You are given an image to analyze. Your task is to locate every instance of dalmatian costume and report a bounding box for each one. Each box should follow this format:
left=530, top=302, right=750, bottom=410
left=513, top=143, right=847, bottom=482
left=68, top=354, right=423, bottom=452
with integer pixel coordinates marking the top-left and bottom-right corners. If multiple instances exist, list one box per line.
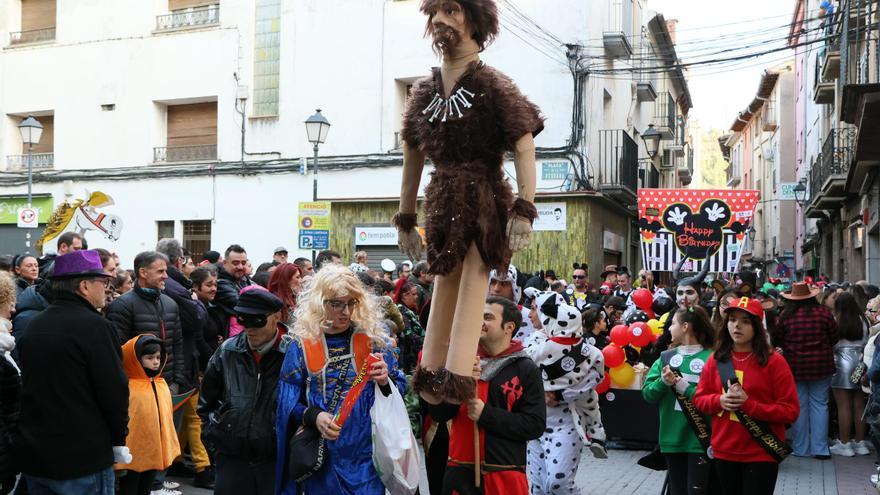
left=524, top=290, right=607, bottom=495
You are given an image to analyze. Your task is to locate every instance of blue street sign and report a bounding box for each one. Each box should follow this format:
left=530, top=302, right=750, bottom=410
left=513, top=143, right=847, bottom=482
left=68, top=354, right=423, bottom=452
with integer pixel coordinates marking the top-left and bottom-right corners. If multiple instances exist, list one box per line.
left=299, top=230, right=329, bottom=250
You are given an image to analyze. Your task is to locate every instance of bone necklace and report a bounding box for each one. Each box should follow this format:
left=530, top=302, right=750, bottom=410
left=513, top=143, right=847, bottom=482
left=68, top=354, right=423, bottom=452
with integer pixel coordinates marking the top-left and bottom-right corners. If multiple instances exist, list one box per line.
left=422, top=86, right=476, bottom=123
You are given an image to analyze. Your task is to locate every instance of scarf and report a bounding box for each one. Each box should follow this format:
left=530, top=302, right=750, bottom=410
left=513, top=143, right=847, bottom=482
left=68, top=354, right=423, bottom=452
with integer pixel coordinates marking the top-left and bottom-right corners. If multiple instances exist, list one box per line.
left=478, top=340, right=527, bottom=381
left=0, top=319, right=19, bottom=373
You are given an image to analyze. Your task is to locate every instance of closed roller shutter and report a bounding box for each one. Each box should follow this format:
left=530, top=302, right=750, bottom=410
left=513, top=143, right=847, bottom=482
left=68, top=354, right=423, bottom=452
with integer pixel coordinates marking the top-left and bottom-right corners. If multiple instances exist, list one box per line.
left=357, top=245, right=422, bottom=273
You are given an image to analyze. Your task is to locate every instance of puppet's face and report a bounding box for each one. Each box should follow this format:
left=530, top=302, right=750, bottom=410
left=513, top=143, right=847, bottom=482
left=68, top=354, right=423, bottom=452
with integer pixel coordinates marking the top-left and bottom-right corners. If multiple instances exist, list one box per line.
left=427, top=1, right=474, bottom=54
left=676, top=286, right=700, bottom=309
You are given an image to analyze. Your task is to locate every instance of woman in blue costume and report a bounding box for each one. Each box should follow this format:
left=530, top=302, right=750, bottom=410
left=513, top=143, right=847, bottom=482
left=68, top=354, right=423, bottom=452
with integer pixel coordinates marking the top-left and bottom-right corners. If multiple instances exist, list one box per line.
left=275, top=264, right=407, bottom=494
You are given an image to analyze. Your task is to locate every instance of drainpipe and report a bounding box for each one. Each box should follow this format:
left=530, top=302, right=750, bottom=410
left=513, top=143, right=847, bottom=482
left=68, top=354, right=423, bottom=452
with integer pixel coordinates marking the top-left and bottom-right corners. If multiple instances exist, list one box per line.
left=627, top=81, right=637, bottom=131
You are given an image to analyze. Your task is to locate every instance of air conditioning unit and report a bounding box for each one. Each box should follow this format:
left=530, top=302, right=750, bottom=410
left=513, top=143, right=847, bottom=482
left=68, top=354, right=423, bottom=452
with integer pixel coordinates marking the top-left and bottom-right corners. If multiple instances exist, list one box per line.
left=659, top=149, right=674, bottom=169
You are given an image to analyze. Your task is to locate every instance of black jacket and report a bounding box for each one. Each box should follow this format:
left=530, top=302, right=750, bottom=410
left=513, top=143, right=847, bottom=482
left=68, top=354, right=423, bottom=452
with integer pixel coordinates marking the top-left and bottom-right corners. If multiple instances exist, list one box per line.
left=163, top=267, right=212, bottom=389
left=430, top=353, right=545, bottom=494
left=0, top=349, right=20, bottom=483
left=198, top=329, right=284, bottom=462
left=107, top=286, right=184, bottom=388
left=15, top=292, right=128, bottom=479
left=214, top=265, right=253, bottom=317
left=198, top=300, right=228, bottom=371
left=11, top=282, right=52, bottom=340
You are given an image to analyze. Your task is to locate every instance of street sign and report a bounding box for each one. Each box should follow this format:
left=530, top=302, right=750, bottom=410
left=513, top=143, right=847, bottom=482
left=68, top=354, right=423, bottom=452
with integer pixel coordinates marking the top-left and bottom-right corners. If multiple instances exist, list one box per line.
left=778, top=182, right=798, bottom=201
left=299, top=230, right=329, bottom=250
left=17, top=207, right=38, bottom=228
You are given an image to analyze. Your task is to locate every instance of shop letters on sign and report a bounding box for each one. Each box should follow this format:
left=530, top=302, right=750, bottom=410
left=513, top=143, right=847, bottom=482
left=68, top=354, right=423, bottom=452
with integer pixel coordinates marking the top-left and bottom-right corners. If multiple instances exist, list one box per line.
left=637, top=189, right=760, bottom=273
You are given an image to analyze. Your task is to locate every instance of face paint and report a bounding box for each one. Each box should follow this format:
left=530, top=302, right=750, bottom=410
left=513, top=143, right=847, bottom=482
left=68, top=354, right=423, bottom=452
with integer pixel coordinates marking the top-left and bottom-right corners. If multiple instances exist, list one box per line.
left=676, top=286, right=699, bottom=309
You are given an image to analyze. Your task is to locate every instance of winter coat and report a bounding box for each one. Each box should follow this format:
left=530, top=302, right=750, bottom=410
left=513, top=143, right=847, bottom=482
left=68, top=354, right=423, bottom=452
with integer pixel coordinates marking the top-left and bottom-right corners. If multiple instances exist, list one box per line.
left=163, top=267, right=212, bottom=390
left=198, top=328, right=285, bottom=462
left=11, top=282, right=51, bottom=340
left=0, top=325, right=20, bottom=483
left=15, top=292, right=128, bottom=480
left=214, top=265, right=253, bottom=317
left=108, top=286, right=185, bottom=388
left=115, top=335, right=181, bottom=473
left=198, top=300, right=227, bottom=371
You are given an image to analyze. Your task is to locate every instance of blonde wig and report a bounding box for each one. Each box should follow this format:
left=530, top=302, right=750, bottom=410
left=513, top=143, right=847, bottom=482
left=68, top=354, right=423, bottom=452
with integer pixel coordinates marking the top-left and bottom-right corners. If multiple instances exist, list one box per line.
left=0, top=272, right=16, bottom=320
left=291, top=264, right=387, bottom=348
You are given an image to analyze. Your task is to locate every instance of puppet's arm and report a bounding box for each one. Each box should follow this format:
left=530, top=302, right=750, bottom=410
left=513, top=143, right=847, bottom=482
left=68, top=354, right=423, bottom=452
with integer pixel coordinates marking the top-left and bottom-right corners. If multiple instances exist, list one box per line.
left=508, top=134, right=538, bottom=252
left=393, top=142, right=427, bottom=260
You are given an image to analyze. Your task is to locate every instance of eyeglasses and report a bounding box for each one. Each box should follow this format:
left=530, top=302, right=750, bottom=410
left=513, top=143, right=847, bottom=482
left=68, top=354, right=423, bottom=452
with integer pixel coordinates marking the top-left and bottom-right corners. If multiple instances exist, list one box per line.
left=88, top=278, right=111, bottom=288
left=325, top=299, right=359, bottom=311
left=572, top=275, right=586, bottom=280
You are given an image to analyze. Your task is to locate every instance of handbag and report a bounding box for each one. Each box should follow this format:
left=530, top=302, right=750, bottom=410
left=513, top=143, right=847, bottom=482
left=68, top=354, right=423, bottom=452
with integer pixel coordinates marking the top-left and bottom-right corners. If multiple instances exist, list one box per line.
left=287, top=364, right=349, bottom=482
left=851, top=360, right=868, bottom=385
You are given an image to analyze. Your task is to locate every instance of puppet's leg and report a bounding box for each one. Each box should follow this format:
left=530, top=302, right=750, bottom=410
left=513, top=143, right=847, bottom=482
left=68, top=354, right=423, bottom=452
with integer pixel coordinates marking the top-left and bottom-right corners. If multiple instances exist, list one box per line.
left=412, top=257, right=463, bottom=401
left=443, top=242, right=490, bottom=401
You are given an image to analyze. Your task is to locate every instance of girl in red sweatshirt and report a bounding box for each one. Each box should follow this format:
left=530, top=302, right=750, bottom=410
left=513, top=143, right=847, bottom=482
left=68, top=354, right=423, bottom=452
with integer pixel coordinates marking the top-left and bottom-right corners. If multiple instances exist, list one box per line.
left=693, top=297, right=799, bottom=495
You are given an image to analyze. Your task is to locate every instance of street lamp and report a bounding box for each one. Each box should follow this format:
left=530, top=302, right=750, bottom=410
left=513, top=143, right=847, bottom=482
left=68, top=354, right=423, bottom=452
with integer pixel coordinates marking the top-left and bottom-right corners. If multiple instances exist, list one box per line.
left=304, top=109, right=331, bottom=202
left=793, top=179, right=808, bottom=280
left=641, top=124, right=661, bottom=159
left=748, top=226, right=757, bottom=242
left=18, top=115, right=43, bottom=208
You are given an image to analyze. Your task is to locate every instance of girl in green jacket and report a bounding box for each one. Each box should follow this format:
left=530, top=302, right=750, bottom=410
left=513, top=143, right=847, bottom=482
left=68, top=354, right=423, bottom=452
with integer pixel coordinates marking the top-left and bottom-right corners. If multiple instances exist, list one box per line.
left=643, top=306, right=716, bottom=495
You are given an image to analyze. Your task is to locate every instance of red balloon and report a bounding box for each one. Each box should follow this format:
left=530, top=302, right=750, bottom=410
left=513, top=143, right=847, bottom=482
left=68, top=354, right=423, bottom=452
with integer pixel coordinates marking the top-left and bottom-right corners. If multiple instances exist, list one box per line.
left=633, top=289, right=653, bottom=310
left=595, top=373, right=611, bottom=394
left=629, top=322, right=652, bottom=347
left=610, top=324, right=631, bottom=347
left=602, top=345, right=625, bottom=368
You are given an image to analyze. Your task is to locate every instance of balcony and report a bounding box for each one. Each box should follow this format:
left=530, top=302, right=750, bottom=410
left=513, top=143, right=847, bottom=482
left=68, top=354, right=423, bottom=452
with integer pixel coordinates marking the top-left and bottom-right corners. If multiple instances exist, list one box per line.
left=603, top=0, right=633, bottom=58
left=653, top=92, right=676, bottom=140
left=9, top=27, right=55, bottom=46
left=821, top=42, right=841, bottom=81
left=6, top=153, right=54, bottom=171
left=154, top=145, right=217, bottom=163
left=762, top=100, right=777, bottom=132
left=155, top=4, right=219, bottom=32
left=813, top=54, right=835, bottom=104
left=598, top=130, right=638, bottom=203
left=806, top=128, right=855, bottom=215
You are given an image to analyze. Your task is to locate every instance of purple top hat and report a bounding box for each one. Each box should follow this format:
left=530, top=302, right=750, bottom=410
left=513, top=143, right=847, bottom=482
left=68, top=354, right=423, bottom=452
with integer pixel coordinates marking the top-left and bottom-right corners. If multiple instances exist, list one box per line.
left=50, top=250, right=112, bottom=279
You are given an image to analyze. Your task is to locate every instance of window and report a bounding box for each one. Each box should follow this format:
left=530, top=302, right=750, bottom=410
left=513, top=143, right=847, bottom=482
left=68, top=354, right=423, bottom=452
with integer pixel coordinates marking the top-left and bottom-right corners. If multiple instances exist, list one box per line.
left=6, top=113, right=54, bottom=171
left=11, top=0, right=56, bottom=45
left=182, top=220, right=212, bottom=263
left=253, top=0, right=281, bottom=117
left=157, top=221, right=174, bottom=241
left=155, top=101, right=218, bottom=162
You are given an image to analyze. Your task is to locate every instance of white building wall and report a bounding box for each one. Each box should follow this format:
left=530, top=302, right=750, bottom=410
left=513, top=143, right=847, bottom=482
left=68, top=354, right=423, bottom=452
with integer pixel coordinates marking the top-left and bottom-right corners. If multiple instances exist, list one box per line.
left=0, top=0, right=672, bottom=264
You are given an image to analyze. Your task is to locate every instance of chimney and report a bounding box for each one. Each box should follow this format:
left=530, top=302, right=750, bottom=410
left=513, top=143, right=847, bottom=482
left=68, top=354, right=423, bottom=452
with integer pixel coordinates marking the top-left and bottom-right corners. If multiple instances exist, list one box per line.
left=666, top=19, right=678, bottom=44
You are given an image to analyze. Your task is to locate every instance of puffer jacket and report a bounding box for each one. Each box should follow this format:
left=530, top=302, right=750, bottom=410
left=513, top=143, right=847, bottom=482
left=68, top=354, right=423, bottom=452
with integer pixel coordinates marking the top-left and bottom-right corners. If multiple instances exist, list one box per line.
left=11, top=281, right=52, bottom=340
left=107, top=286, right=184, bottom=388
left=198, top=328, right=285, bottom=462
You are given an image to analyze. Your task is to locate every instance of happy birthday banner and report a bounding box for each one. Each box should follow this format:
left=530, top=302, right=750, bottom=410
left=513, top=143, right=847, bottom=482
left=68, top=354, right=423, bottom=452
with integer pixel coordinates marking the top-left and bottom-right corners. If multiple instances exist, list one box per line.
left=638, top=189, right=760, bottom=273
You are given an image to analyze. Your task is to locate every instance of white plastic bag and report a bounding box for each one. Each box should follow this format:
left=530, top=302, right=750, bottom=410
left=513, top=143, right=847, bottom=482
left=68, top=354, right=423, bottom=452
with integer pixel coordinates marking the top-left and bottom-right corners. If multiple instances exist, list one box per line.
left=371, top=382, right=421, bottom=495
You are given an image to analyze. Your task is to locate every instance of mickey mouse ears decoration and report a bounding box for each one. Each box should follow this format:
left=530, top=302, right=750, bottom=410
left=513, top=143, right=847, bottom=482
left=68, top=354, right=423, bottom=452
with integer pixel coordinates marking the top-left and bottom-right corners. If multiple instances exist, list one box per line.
left=572, top=263, right=588, bottom=271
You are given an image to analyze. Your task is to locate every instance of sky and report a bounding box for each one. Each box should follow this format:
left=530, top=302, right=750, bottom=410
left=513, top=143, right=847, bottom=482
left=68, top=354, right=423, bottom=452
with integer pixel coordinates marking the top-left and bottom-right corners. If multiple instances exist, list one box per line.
left=648, top=0, right=798, bottom=132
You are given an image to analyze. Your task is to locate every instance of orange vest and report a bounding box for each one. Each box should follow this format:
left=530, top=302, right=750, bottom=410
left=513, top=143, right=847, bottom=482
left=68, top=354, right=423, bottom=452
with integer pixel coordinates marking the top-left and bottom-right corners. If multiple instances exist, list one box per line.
left=115, top=335, right=181, bottom=472
left=300, top=330, right=373, bottom=375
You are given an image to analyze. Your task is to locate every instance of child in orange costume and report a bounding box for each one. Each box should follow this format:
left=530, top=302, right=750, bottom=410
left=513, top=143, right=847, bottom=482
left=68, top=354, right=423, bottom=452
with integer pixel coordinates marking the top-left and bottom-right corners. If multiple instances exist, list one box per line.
left=116, top=335, right=181, bottom=495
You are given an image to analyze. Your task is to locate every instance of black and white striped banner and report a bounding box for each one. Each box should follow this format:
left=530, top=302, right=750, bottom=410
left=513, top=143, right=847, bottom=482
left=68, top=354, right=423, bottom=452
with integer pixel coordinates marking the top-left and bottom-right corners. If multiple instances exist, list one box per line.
left=640, top=231, right=745, bottom=273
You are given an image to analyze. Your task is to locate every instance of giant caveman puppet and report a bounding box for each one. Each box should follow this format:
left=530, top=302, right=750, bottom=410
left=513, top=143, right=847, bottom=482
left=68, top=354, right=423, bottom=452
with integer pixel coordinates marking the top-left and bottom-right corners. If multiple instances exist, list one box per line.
left=394, top=0, right=543, bottom=403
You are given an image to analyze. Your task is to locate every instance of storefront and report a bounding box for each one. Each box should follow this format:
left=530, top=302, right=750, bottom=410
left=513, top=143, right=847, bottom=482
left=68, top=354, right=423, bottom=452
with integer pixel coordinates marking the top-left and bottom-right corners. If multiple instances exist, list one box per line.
left=0, top=195, right=52, bottom=255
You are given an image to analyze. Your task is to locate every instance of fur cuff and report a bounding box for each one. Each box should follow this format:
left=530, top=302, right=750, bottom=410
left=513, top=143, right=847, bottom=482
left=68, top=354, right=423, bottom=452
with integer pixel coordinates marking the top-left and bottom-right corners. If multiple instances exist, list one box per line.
left=412, top=366, right=476, bottom=403
left=392, top=212, right=418, bottom=231
left=510, top=199, right=538, bottom=224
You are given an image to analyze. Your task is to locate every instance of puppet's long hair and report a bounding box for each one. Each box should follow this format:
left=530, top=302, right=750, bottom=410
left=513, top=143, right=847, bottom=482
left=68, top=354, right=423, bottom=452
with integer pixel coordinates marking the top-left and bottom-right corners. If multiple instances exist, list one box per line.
left=420, top=0, right=499, bottom=52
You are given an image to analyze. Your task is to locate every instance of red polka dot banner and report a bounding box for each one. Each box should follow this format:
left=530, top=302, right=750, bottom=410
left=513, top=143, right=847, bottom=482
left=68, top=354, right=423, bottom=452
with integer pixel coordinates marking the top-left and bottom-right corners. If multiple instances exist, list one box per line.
left=637, top=189, right=760, bottom=273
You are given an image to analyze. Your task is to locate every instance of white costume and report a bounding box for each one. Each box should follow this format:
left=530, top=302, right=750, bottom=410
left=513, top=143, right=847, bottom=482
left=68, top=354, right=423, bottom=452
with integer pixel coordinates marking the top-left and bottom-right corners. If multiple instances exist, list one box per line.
left=524, top=289, right=607, bottom=494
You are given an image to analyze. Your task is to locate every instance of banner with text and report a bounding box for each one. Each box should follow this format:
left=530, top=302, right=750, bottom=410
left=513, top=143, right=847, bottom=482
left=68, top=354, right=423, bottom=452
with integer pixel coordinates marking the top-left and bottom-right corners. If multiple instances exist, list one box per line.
left=638, top=189, right=760, bottom=273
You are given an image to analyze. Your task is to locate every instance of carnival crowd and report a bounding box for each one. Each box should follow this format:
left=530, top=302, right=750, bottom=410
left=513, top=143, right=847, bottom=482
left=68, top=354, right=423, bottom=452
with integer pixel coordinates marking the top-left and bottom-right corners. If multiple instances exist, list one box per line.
left=0, top=231, right=879, bottom=495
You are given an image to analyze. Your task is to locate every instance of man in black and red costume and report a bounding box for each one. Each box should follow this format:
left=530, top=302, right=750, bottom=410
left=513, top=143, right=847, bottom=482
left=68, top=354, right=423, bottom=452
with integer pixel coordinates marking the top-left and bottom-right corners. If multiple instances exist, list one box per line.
left=428, top=297, right=545, bottom=494
left=394, top=0, right=543, bottom=404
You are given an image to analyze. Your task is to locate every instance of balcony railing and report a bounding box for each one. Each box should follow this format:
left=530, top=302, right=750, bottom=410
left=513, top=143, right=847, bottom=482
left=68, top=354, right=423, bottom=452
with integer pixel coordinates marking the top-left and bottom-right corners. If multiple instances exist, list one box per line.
left=9, top=27, right=55, bottom=45
left=156, top=4, right=219, bottom=32
left=603, top=0, right=633, bottom=58
left=6, top=153, right=54, bottom=171
left=598, top=130, right=638, bottom=202
left=154, top=145, right=217, bottom=163
left=808, top=128, right=855, bottom=209
left=653, top=92, right=676, bottom=139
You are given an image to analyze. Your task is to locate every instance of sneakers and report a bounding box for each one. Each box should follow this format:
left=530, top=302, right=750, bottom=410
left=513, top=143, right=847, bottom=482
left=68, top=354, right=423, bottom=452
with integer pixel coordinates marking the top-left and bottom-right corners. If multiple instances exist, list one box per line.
left=853, top=440, right=872, bottom=455
left=150, top=489, right=181, bottom=495
left=193, top=467, right=215, bottom=489
left=830, top=439, right=856, bottom=457
left=589, top=440, right=608, bottom=459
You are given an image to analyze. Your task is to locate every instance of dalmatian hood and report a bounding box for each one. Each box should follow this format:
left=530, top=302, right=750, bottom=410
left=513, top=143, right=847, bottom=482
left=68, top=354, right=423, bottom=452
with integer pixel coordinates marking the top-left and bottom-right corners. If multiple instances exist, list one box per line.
left=489, top=264, right=521, bottom=303
left=533, top=290, right=581, bottom=339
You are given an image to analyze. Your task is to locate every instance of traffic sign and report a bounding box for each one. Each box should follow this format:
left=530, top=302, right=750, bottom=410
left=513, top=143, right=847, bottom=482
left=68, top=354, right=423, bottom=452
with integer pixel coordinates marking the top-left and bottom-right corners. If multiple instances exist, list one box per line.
left=17, top=207, right=38, bottom=228
left=299, top=230, right=329, bottom=250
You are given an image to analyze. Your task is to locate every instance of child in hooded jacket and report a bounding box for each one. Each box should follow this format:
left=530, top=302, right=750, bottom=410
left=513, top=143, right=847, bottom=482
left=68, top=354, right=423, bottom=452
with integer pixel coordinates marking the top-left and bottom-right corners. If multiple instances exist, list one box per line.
left=116, top=335, right=181, bottom=495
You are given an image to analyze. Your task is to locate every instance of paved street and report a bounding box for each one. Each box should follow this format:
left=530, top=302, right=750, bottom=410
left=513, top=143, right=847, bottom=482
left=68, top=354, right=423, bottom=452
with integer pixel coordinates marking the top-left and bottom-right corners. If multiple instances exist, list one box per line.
left=174, top=448, right=879, bottom=494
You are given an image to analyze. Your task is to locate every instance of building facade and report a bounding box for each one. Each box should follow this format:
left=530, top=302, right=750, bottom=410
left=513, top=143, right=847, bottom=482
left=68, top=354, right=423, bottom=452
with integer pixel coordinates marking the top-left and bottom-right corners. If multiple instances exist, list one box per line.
left=0, top=0, right=692, bottom=281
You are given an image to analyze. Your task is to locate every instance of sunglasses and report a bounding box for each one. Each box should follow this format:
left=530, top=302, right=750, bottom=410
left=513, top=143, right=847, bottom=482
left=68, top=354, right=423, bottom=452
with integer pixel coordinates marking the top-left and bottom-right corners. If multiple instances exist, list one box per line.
left=572, top=275, right=586, bottom=279
left=236, top=314, right=268, bottom=328
left=325, top=299, right=359, bottom=311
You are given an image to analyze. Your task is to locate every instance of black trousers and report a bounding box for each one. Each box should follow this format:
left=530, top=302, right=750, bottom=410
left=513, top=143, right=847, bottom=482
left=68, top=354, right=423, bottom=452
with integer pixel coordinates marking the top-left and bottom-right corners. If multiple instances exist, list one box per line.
left=119, top=470, right=157, bottom=495
left=214, top=455, right=274, bottom=495
left=713, top=459, right=779, bottom=495
left=664, top=453, right=710, bottom=495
